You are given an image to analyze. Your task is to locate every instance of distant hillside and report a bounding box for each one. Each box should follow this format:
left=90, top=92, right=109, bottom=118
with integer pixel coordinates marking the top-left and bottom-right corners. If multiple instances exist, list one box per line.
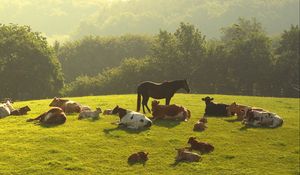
left=0, top=0, right=298, bottom=42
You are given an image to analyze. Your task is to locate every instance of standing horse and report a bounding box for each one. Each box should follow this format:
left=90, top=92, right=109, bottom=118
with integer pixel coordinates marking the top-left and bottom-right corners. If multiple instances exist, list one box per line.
left=137, top=79, right=190, bottom=113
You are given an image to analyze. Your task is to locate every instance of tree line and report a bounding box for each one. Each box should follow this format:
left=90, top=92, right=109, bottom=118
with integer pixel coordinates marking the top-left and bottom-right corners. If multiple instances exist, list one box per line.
left=0, top=18, right=299, bottom=100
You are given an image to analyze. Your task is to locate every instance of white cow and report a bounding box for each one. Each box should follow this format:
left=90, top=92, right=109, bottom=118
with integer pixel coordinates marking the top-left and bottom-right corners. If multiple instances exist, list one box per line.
left=112, top=105, right=152, bottom=130
left=242, top=109, right=283, bottom=128
left=0, top=100, right=14, bottom=118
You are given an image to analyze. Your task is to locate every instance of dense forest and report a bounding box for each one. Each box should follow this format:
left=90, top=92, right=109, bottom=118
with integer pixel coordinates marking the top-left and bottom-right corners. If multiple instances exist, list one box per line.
left=0, top=17, right=299, bottom=100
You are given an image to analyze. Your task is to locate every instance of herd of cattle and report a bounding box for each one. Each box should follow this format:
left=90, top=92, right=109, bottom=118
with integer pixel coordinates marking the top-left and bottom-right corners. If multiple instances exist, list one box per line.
left=0, top=95, right=283, bottom=164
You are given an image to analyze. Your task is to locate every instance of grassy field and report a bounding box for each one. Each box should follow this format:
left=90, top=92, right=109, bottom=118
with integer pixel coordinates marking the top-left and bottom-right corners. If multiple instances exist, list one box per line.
left=0, top=94, right=299, bottom=175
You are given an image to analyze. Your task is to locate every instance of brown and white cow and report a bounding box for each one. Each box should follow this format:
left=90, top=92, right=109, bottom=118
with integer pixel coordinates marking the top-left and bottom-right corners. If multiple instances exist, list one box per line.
left=26, top=107, right=66, bottom=126
left=227, top=102, right=265, bottom=120
left=49, top=97, right=81, bottom=114
left=151, top=100, right=191, bottom=121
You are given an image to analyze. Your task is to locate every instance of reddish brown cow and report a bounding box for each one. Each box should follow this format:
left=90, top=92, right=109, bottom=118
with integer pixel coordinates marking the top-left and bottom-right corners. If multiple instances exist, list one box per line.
left=26, top=107, right=66, bottom=126
left=151, top=100, right=191, bottom=121
left=128, top=151, right=149, bottom=164
left=187, top=137, right=214, bottom=154
left=49, top=97, right=81, bottom=113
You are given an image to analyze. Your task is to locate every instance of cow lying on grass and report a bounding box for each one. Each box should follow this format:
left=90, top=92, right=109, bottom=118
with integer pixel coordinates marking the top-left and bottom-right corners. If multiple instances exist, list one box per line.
left=242, top=109, right=283, bottom=128
left=10, top=106, right=31, bottom=116
left=151, top=100, right=190, bottom=121
left=175, top=148, right=201, bottom=162
left=227, top=102, right=264, bottom=120
left=193, top=117, right=207, bottom=131
left=112, top=105, right=152, bottom=130
left=187, top=137, right=214, bottom=154
left=26, top=107, right=66, bottom=126
left=128, top=151, right=149, bottom=165
left=202, top=97, right=229, bottom=117
left=49, top=97, right=83, bottom=114
left=0, top=99, right=15, bottom=118
left=78, top=108, right=102, bottom=120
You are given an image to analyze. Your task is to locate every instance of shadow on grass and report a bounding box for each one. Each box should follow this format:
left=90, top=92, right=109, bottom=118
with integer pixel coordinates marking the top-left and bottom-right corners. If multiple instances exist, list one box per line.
left=127, top=161, right=147, bottom=166
left=152, top=119, right=182, bottom=128
left=239, top=125, right=282, bottom=131
left=103, top=125, right=150, bottom=134
left=224, top=118, right=241, bottom=123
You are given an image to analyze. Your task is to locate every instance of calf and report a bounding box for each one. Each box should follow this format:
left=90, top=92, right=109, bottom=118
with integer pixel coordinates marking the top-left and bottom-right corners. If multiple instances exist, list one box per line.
left=175, top=148, right=201, bottom=162
left=10, top=106, right=31, bottom=115
left=103, top=109, right=113, bottom=115
left=49, top=97, right=81, bottom=114
left=78, top=108, right=102, bottom=120
left=187, top=137, right=214, bottom=154
left=112, top=105, right=152, bottom=130
left=242, top=109, right=283, bottom=128
left=151, top=100, right=191, bottom=121
left=202, top=96, right=229, bottom=117
left=0, top=100, right=14, bottom=118
left=193, top=122, right=207, bottom=131
left=128, top=151, right=149, bottom=164
left=26, top=107, right=66, bottom=126
left=227, top=102, right=264, bottom=120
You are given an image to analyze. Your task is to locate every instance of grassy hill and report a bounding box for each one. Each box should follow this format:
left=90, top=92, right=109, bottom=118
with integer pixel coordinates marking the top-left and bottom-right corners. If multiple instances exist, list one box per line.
left=0, top=94, right=299, bottom=175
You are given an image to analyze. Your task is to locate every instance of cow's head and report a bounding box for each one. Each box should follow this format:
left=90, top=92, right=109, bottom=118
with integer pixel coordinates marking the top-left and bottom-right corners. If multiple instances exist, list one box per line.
left=112, top=105, right=128, bottom=119
left=202, top=96, right=214, bottom=104
left=151, top=100, right=160, bottom=107
left=188, top=137, right=197, bottom=144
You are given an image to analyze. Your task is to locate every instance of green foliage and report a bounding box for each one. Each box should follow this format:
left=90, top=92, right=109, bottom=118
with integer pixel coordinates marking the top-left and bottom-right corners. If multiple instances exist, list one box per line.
left=58, top=34, right=154, bottom=82
left=0, top=24, right=63, bottom=100
left=273, top=25, right=300, bottom=96
left=0, top=94, right=299, bottom=174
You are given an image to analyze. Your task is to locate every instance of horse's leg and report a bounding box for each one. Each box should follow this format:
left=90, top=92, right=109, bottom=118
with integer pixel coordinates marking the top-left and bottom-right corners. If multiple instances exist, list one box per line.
left=166, top=96, right=171, bottom=105
left=142, top=96, right=151, bottom=113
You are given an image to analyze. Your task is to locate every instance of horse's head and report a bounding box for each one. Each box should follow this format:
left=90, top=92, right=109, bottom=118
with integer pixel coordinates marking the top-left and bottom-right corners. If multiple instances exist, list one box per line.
left=182, top=79, right=190, bottom=93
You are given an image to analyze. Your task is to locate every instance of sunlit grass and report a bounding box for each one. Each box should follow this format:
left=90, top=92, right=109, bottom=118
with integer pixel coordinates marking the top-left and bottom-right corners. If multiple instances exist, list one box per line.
left=0, top=94, right=299, bottom=175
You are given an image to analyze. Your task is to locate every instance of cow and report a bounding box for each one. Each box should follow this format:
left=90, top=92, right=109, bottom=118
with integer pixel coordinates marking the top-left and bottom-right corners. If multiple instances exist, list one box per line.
left=151, top=100, right=191, bottom=121
left=128, top=151, right=149, bottom=164
left=26, top=107, right=66, bottom=126
left=78, top=108, right=102, bottom=120
left=103, top=109, right=113, bottom=115
left=49, top=97, right=81, bottom=114
left=193, top=121, right=207, bottom=131
left=175, top=148, right=201, bottom=162
left=187, top=137, right=214, bottom=154
left=112, top=105, right=152, bottom=130
left=0, top=100, right=15, bottom=118
left=10, top=106, right=31, bottom=116
left=202, top=96, right=229, bottom=117
left=242, top=109, right=283, bottom=128
left=227, top=102, right=264, bottom=120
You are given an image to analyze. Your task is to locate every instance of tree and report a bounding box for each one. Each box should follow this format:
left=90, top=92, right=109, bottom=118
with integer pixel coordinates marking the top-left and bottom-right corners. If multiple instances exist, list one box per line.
left=221, top=18, right=273, bottom=95
left=274, top=25, right=299, bottom=97
left=0, top=24, right=64, bottom=100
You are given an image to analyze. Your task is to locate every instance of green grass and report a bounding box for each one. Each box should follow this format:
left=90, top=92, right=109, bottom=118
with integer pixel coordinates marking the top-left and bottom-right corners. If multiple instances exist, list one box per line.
left=0, top=94, right=299, bottom=175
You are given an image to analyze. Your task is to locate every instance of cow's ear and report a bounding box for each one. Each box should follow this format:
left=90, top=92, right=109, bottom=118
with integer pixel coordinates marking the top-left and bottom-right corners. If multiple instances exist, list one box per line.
left=211, top=98, right=214, bottom=101
left=233, top=102, right=236, bottom=105
left=201, top=98, right=205, bottom=101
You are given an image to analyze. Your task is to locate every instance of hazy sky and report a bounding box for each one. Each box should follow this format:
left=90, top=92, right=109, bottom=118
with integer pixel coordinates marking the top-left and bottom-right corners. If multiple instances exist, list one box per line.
left=0, top=0, right=299, bottom=44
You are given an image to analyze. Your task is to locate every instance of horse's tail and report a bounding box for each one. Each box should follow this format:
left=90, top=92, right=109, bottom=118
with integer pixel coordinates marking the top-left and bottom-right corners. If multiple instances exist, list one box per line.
left=137, top=92, right=141, bottom=112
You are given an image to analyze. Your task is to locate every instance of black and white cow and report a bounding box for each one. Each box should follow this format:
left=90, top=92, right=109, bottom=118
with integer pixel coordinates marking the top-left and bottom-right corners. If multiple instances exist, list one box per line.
left=202, top=96, right=229, bottom=117
left=112, top=105, right=152, bottom=130
left=0, top=100, right=14, bottom=118
left=242, top=109, right=283, bottom=128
